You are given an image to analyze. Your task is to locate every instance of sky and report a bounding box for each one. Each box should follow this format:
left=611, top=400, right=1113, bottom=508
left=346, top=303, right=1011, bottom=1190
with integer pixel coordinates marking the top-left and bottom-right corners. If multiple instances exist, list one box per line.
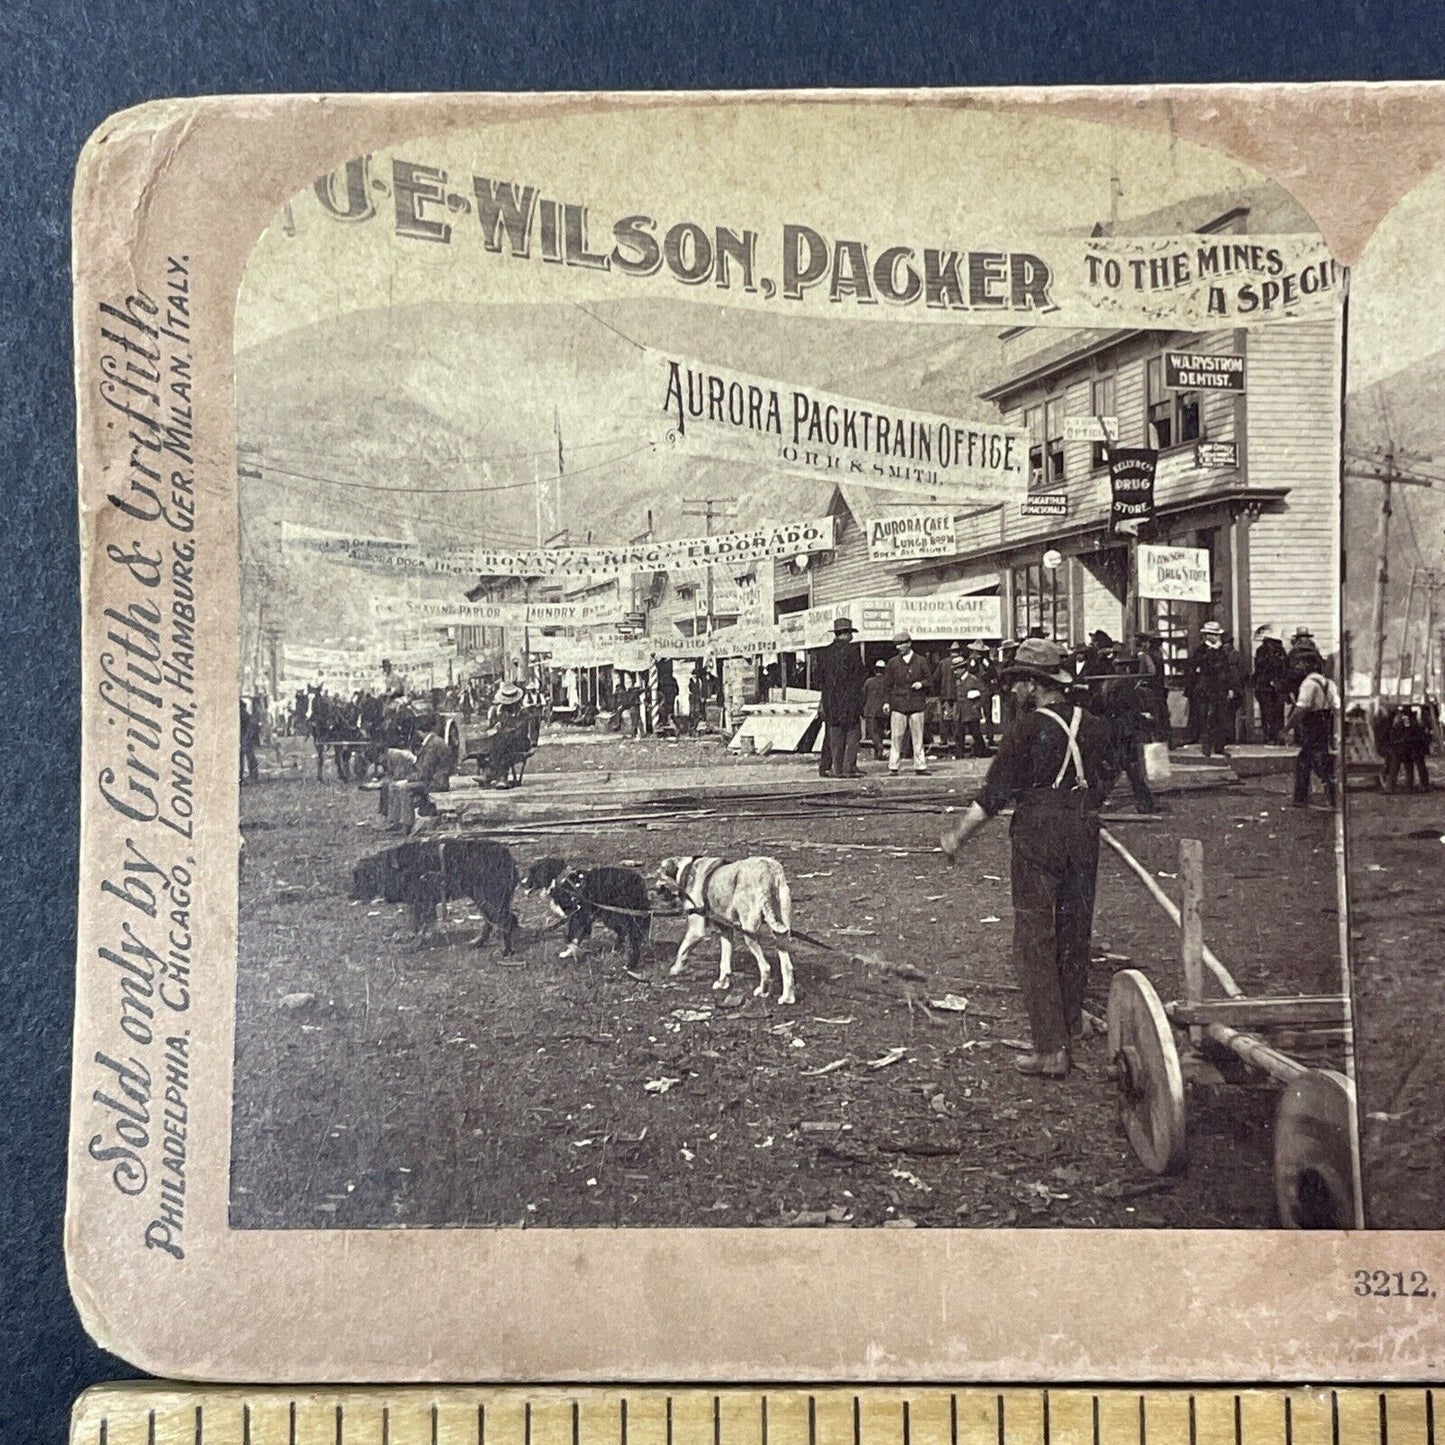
left=1348, top=166, right=1445, bottom=392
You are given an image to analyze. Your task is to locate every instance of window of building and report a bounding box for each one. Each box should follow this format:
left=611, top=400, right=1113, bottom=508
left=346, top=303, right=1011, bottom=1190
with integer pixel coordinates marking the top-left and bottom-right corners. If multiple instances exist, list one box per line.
left=1044, top=397, right=1066, bottom=485
left=1146, top=599, right=1193, bottom=685
left=1146, top=354, right=1203, bottom=451
left=1011, top=561, right=1070, bottom=642
left=1023, top=405, right=1043, bottom=490
left=1090, top=375, right=1116, bottom=470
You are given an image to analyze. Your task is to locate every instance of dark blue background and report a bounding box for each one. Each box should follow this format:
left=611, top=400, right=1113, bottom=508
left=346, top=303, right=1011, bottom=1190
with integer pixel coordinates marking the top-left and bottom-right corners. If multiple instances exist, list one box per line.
left=3, top=2, right=1441, bottom=1440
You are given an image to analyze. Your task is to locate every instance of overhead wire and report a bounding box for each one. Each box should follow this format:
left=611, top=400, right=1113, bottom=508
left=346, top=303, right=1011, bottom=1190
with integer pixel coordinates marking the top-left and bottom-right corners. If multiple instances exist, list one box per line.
left=248, top=441, right=654, bottom=496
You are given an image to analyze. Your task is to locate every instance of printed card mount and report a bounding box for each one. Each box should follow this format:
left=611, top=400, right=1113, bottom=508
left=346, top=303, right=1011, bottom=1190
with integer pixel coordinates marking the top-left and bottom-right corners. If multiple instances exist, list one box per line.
left=67, top=88, right=1445, bottom=1382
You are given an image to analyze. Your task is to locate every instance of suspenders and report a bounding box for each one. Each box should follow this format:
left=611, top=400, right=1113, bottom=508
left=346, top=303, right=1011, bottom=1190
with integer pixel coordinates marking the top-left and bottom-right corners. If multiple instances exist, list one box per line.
left=1034, top=705, right=1085, bottom=791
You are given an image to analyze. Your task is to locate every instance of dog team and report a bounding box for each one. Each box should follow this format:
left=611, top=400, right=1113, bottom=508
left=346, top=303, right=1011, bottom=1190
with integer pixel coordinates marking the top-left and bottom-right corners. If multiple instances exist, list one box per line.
left=353, top=839, right=798, bottom=1005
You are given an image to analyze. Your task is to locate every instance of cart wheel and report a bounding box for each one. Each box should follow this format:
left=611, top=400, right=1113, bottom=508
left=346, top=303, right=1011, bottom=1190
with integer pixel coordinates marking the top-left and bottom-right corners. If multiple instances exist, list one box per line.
left=1107, top=969, right=1187, bottom=1175
left=1274, top=1068, right=1358, bottom=1229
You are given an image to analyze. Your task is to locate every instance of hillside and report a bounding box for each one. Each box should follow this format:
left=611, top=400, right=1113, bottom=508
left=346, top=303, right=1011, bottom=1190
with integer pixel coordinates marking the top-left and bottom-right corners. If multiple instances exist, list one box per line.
left=236, top=298, right=1017, bottom=645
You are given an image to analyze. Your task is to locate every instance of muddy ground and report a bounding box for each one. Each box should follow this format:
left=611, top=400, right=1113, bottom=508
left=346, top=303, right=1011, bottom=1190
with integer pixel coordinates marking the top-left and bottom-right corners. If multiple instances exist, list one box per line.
left=1346, top=784, right=1445, bottom=1229
left=231, top=736, right=1346, bottom=1230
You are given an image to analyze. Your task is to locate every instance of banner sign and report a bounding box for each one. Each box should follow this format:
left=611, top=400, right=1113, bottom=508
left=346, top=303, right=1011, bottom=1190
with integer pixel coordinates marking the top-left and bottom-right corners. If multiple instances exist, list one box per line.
left=1194, top=441, right=1239, bottom=469
left=1021, top=493, right=1069, bottom=517
left=1165, top=351, right=1246, bottom=391
left=261, top=153, right=1346, bottom=338
left=538, top=593, right=1005, bottom=671
left=658, top=352, right=1028, bottom=502
left=283, top=641, right=453, bottom=673
left=866, top=513, right=958, bottom=562
left=1108, top=449, right=1158, bottom=537
left=372, top=597, right=624, bottom=627
left=1138, top=544, right=1213, bottom=603
left=285, top=518, right=836, bottom=580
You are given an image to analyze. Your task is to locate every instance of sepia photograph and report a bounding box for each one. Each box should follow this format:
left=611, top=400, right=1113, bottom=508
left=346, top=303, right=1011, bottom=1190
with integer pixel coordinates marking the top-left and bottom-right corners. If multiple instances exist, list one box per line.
left=225, top=137, right=1354, bottom=1232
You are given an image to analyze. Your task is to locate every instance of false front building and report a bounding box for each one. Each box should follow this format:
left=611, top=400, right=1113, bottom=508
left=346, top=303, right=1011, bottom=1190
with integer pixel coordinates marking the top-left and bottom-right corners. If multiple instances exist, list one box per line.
left=904, top=324, right=1337, bottom=707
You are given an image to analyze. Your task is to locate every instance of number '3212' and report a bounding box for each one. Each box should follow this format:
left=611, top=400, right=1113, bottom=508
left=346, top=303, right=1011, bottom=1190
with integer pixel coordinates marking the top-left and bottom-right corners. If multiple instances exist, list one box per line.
left=1354, top=1270, right=1434, bottom=1297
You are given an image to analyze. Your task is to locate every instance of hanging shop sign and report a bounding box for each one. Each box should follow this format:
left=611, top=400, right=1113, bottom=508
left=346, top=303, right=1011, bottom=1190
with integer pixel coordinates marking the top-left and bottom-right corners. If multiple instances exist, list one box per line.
left=1108, top=448, right=1158, bottom=537
left=1138, top=544, right=1213, bottom=603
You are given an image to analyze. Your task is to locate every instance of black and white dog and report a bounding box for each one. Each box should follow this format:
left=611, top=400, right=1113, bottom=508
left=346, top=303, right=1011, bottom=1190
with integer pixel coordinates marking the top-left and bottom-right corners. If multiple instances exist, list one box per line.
left=523, top=856, right=652, bottom=966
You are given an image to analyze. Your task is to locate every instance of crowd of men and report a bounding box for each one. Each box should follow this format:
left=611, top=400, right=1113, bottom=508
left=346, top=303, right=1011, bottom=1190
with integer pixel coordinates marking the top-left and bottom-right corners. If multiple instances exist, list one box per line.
left=812, top=618, right=1342, bottom=810
left=1364, top=699, right=1440, bottom=793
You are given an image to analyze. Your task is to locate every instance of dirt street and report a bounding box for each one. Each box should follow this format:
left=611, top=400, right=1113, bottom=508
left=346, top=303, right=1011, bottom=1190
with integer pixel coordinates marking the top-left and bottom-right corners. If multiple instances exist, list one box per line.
left=1347, top=785, right=1445, bottom=1229
left=230, top=736, right=1346, bottom=1231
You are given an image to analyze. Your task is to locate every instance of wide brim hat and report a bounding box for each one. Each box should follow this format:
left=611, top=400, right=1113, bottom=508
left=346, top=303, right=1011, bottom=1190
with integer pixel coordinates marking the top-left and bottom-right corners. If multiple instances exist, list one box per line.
left=967, top=640, right=989, bottom=652
left=495, top=682, right=524, bottom=705
left=999, top=637, right=1073, bottom=685
left=1201, top=621, right=1225, bottom=636
left=832, top=616, right=856, bottom=634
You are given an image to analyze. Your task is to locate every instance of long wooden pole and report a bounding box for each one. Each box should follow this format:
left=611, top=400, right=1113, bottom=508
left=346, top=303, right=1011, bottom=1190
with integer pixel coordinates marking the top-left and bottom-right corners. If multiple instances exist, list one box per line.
left=1099, top=827, right=1244, bottom=999
left=1370, top=454, right=1394, bottom=699
left=1180, top=838, right=1205, bottom=1047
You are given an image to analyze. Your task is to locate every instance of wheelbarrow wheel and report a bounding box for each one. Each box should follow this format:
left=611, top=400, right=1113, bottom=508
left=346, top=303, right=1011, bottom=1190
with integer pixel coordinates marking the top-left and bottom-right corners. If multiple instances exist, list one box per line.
left=1274, top=1068, right=1358, bottom=1229
left=1107, top=969, right=1187, bottom=1175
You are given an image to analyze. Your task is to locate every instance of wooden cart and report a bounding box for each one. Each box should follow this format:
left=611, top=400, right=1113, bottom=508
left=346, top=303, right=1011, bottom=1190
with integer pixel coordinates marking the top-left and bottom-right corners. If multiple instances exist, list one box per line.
left=1102, top=835, right=1358, bottom=1229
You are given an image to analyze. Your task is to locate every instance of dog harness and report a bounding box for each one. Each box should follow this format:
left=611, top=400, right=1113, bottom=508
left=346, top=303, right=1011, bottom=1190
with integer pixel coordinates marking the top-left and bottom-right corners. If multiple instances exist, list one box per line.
left=675, top=856, right=727, bottom=916
left=1034, top=705, right=1086, bottom=791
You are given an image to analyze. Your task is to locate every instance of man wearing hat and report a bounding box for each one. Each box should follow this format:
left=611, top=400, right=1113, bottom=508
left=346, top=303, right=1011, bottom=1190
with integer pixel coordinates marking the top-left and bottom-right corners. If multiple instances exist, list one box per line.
left=1286, top=627, right=1320, bottom=703
left=882, top=630, right=934, bottom=775
left=479, top=681, right=529, bottom=787
left=936, top=642, right=963, bottom=752
left=953, top=649, right=992, bottom=759
left=815, top=615, right=869, bottom=778
left=1252, top=624, right=1290, bottom=744
left=968, top=639, right=1001, bottom=749
left=1185, top=620, right=1241, bottom=758
left=1135, top=630, right=1170, bottom=741
left=939, top=638, right=1110, bottom=1078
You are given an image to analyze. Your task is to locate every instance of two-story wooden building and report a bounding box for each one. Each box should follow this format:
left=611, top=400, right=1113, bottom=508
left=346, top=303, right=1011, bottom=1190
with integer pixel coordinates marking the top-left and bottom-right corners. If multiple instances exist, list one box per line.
left=898, top=199, right=1340, bottom=700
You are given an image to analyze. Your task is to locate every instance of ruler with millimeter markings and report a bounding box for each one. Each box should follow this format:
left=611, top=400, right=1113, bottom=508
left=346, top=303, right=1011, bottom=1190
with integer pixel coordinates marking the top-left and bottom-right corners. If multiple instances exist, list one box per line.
left=70, top=1387, right=1438, bottom=1445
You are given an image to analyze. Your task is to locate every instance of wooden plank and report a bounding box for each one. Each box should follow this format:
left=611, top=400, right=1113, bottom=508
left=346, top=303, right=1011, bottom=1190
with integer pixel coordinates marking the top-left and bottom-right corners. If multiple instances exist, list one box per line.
left=1169, top=996, right=1348, bottom=1029
left=1180, top=839, right=1205, bottom=1047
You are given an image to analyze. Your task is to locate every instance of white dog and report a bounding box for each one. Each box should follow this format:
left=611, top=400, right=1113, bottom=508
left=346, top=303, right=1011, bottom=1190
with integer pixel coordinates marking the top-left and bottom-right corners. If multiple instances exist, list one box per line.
left=656, top=855, right=796, bottom=1004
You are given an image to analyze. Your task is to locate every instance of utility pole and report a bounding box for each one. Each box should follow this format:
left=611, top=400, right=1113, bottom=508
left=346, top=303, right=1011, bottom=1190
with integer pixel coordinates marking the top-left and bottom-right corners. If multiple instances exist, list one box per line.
left=1344, top=444, right=1435, bottom=699
left=1373, top=448, right=1397, bottom=701
left=681, top=497, right=738, bottom=637
left=1397, top=565, right=1418, bottom=701
left=1423, top=570, right=1439, bottom=700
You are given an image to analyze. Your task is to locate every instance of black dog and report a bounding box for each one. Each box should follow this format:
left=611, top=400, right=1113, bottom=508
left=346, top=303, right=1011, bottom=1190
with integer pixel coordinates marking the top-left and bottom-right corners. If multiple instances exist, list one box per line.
left=523, top=856, right=651, bottom=966
left=358, top=838, right=520, bottom=952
